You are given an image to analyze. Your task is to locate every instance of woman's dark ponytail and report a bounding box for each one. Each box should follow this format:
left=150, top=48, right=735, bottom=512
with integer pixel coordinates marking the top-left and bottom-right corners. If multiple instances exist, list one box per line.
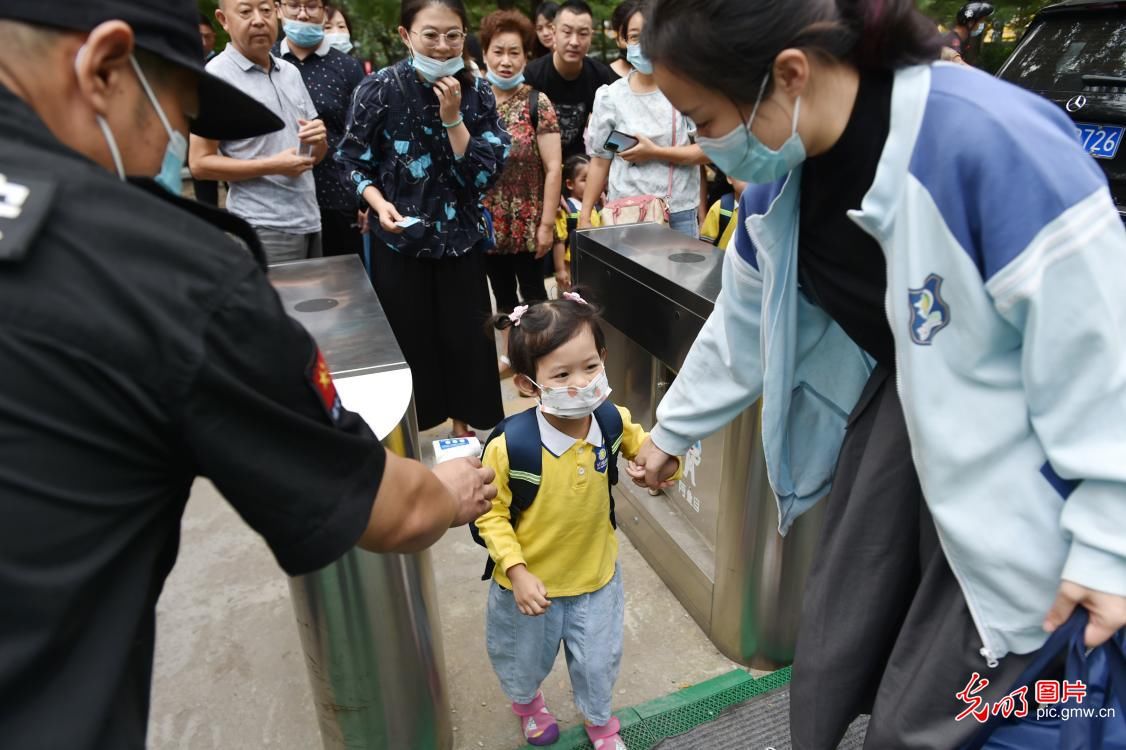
left=644, top=0, right=942, bottom=104
left=842, top=0, right=944, bottom=71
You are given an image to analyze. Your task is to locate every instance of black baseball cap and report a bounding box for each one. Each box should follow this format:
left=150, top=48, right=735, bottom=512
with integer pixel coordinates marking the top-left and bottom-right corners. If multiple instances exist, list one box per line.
left=0, top=0, right=283, bottom=140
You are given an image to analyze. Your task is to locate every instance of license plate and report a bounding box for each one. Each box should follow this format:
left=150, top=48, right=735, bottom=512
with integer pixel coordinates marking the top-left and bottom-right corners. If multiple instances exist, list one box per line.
left=1075, top=122, right=1123, bottom=160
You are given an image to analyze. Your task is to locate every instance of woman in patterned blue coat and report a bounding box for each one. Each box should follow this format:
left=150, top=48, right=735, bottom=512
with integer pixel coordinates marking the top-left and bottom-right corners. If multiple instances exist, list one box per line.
left=339, top=0, right=512, bottom=436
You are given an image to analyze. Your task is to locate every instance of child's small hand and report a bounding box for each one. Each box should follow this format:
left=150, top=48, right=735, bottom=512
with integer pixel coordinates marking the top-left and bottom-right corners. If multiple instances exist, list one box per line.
left=508, top=564, right=552, bottom=616
left=627, top=460, right=677, bottom=489
left=628, top=437, right=679, bottom=490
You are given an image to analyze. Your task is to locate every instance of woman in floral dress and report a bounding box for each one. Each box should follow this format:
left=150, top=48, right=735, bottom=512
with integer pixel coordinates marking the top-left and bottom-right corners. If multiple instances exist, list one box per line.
left=480, top=10, right=563, bottom=319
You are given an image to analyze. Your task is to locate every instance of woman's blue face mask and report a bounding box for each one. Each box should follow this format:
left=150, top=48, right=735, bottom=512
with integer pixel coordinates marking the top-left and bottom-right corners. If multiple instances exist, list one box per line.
left=626, top=43, right=652, bottom=75
left=695, top=72, right=806, bottom=185
left=408, top=39, right=466, bottom=83
left=486, top=69, right=524, bottom=90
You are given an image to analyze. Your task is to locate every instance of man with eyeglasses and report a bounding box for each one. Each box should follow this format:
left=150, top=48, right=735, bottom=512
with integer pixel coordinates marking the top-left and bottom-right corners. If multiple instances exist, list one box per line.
left=273, top=0, right=366, bottom=257
left=524, top=0, right=617, bottom=160
left=190, top=0, right=328, bottom=263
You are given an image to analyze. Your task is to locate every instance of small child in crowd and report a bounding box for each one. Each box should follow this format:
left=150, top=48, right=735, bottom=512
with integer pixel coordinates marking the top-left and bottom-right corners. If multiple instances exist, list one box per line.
left=552, top=155, right=601, bottom=291
left=476, top=294, right=681, bottom=749
left=699, top=176, right=748, bottom=249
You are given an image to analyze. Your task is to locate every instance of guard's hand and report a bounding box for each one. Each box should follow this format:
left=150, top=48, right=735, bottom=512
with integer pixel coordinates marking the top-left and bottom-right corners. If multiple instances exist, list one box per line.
left=1043, top=580, right=1126, bottom=648
left=272, top=147, right=316, bottom=177
left=373, top=199, right=406, bottom=233
left=298, top=118, right=328, bottom=146
left=627, top=436, right=679, bottom=490
left=508, top=564, right=552, bottom=616
left=432, top=456, right=497, bottom=527
left=535, top=223, right=554, bottom=258
left=358, top=209, right=370, bottom=234
left=434, top=76, right=463, bottom=126
left=619, top=133, right=658, bottom=164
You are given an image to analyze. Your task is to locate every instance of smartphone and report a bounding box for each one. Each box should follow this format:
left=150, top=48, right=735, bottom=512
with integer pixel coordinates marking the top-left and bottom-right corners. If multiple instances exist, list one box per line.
left=394, top=216, right=422, bottom=228
left=604, top=130, right=639, bottom=154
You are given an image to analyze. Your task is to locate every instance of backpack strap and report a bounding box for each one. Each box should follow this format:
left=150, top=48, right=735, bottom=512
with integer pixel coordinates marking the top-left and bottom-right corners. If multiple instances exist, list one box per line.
left=716, top=192, right=736, bottom=247
left=472, top=406, right=542, bottom=581
left=528, top=88, right=540, bottom=132
left=503, top=407, right=543, bottom=516
left=592, top=401, right=624, bottom=529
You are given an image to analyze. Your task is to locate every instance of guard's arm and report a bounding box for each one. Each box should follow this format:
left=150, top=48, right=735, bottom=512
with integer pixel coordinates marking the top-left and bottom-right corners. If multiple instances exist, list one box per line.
left=358, top=453, right=495, bottom=553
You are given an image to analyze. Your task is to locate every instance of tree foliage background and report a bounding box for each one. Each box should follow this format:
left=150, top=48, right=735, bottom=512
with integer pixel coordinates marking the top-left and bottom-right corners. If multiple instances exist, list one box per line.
left=199, top=0, right=1050, bottom=72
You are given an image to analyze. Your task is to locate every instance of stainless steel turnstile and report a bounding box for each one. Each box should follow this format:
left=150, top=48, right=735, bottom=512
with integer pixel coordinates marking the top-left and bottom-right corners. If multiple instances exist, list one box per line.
left=270, top=255, right=451, bottom=750
left=573, top=224, right=826, bottom=670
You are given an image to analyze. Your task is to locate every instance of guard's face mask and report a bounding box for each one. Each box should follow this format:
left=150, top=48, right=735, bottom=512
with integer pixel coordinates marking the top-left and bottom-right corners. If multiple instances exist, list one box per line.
left=78, top=46, right=188, bottom=195
left=530, top=368, right=612, bottom=420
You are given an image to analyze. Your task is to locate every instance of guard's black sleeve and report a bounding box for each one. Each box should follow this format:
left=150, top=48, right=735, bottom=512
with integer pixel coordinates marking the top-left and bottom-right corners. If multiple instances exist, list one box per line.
left=182, top=268, right=386, bottom=576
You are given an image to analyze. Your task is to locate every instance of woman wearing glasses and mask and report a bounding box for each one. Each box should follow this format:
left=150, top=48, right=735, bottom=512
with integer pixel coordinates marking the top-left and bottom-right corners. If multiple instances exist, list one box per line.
left=627, top=0, right=1126, bottom=747
left=338, top=0, right=511, bottom=438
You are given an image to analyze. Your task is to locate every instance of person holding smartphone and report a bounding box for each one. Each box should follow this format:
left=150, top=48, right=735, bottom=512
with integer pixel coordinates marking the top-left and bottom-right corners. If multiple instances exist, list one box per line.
left=336, top=0, right=511, bottom=440
left=579, top=3, right=707, bottom=238
left=190, top=0, right=328, bottom=263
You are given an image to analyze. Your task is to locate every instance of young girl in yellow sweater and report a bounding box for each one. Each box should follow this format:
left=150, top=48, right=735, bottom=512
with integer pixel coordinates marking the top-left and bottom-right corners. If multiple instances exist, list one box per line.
left=476, top=294, right=680, bottom=749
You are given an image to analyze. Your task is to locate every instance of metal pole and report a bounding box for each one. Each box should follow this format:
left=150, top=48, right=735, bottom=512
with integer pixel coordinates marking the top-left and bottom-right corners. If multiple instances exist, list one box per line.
left=271, top=257, right=453, bottom=750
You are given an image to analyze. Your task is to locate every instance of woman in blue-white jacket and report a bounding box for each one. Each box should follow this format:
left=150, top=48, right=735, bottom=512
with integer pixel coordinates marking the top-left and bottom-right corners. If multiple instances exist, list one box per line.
left=627, top=0, right=1126, bottom=746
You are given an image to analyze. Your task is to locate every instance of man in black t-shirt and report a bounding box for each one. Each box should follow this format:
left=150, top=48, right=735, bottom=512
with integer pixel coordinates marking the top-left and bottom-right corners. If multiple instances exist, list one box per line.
left=0, top=2, right=496, bottom=747
left=524, top=0, right=618, bottom=159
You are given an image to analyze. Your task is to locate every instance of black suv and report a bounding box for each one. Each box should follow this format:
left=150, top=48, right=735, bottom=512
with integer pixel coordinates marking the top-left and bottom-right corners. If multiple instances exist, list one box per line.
left=997, top=0, right=1125, bottom=222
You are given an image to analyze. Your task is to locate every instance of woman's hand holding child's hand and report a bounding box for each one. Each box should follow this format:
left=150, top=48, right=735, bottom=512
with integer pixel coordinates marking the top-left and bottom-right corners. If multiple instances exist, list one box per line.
left=508, top=564, right=552, bottom=616
left=627, top=437, right=679, bottom=490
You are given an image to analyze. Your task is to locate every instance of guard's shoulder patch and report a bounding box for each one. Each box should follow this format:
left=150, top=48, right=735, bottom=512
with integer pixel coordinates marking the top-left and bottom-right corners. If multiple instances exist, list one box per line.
left=307, top=348, right=343, bottom=424
left=0, top=172, right=56, bottom=263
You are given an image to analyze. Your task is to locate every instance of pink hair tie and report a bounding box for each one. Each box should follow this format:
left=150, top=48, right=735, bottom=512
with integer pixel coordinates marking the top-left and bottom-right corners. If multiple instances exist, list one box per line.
left=563, top=292, right=587, bottom=305
left=509, top=305, right=529, bottom=326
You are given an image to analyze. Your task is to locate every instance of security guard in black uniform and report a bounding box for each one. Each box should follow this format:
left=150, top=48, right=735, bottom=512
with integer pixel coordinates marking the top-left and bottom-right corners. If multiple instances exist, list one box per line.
left=0, top=1, right=495, bottom=747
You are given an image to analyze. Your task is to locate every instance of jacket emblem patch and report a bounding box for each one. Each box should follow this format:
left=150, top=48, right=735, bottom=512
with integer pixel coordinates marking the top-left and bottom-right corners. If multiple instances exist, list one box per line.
left=908, top=274, right=950, bottom=345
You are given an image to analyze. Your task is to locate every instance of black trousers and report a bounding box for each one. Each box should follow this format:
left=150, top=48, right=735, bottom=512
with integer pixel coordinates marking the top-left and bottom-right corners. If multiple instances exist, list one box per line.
left=483, top=252, right=548, bottom=314
left=369, top=241, right=503, bottom=432
left=790, top=365, right=1036, bottom=750
left=321, top=208, right=363, bottom=258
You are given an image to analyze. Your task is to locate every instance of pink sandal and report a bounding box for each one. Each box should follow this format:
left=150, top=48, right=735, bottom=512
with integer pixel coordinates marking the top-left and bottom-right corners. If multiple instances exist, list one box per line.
left=585, top=716, right=627, bottom=750
left=512, top=691, right=559, bottom=746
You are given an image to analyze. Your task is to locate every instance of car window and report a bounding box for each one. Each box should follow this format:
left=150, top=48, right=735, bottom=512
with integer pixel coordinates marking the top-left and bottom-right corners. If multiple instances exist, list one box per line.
left=999, top=13, right=1126, bottom=92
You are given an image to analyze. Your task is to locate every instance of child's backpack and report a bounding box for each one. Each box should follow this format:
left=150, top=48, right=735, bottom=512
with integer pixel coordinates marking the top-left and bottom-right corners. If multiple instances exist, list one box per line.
left=469, top=402, right=624, bottom=581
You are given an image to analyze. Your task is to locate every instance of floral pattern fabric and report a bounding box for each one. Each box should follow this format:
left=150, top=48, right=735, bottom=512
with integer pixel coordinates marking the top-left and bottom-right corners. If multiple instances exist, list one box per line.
left=483, top=85, right=559, bottom=255
left=337, top=59, right=511, bottom=259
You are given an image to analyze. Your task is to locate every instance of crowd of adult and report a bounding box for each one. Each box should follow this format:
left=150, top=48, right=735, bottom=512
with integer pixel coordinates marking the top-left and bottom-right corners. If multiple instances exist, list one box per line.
left=183, top=0, right=727, bottom=439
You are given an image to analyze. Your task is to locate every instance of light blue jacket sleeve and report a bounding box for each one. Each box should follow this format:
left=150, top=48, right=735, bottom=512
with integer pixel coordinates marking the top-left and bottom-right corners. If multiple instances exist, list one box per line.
left=986, top=186, right=1126, bottom=597
left=651, top=243, right=764, bottom=456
